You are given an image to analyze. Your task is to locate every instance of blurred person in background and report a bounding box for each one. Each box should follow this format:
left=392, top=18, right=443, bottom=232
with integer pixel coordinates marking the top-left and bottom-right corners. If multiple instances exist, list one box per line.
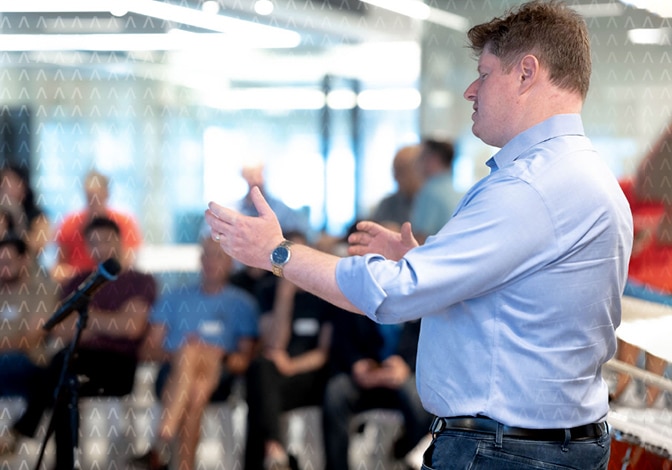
left=2, top=216, right=156, bottom=469
left=52, top=169, right=143, bottom=284
left=0, top=164, right=51, bottom=266
left=239, top=162, right=312, bottom=241
left=133, top=235, right=260, bottom=470
left=409, top=139, right=461, bottom=245
left=323, top=312, right=431, bottom=469
left=244, top=231, right=333, bottom=470
left=611, top=123, right=672, bottom=408
left=371, top=144, right=424, bottom=231
left=0, top=234, right=59, bottom=433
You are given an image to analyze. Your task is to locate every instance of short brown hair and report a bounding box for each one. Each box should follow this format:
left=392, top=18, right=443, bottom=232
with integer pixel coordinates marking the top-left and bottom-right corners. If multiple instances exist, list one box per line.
left=467, top=0, right=591, bottom=100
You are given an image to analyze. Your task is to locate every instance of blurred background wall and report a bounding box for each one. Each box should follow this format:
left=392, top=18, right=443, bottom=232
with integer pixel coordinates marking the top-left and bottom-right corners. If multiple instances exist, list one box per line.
left=0, top=0, right=670, bottom=269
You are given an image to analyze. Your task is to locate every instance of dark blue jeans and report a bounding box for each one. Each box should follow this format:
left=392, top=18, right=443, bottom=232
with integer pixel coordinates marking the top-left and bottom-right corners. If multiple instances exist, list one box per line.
left=422, top=428, right=610, bottom=469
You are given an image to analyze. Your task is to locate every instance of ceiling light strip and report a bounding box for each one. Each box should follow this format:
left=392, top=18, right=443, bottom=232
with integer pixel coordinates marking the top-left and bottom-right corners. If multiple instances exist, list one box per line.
left=0, top=0, right=301, bottom=47
left=359, top=0, right=469, bottom=32
left=0, top=32, right=297, bottom=51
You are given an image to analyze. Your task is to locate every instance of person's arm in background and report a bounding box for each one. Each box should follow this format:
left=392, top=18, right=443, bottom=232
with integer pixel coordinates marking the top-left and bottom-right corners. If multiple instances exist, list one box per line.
left=50, top=216, right=80, bottom=284
left=263, top=277, right=296, bottom=351
left=265, top=322, right=332, bottom=377
left=225, top=336, right=258, bottom=375
left=116, top=213, right=144, bottom=270
left=139, top=322, right=170, bottom=363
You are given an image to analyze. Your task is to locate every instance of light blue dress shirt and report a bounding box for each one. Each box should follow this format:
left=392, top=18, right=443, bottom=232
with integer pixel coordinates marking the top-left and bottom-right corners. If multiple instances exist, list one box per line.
left=410, top=170, right=462, bottom=237
left=336, top=114, right=633, bottom=428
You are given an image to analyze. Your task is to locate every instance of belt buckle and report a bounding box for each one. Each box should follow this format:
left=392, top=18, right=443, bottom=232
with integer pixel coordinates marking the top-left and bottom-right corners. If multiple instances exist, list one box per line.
left=431, top=417, right=446, bottom=434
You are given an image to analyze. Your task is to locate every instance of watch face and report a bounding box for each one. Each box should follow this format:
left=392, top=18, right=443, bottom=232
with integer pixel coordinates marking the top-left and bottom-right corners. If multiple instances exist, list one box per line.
left=271, top=245, right=290, bottom=264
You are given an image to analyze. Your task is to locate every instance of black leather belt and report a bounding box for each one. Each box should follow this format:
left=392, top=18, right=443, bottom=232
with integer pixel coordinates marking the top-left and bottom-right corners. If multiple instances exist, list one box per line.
left=430, top=416, right=608, bottom=442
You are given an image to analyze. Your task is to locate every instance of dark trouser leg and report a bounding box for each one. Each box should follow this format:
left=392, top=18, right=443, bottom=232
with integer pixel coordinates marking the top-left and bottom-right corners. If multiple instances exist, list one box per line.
left=322, top=373, right=360, bottom=470
left=13, top=348, right=68, bottom=438
left=244, top=357, right=327, bottom=470
left=12, top=348, right=78, bottom=469
left=244, top=357, right=281, bottom=470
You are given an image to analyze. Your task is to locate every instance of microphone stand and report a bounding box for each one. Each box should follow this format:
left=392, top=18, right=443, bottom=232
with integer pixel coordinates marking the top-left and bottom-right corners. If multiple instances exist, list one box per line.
left=34, top=302, right=89, bottom=470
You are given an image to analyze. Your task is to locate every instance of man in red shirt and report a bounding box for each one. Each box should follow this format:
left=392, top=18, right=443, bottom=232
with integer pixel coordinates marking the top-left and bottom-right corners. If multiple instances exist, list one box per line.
left=52, top=169, right=142, bottom=283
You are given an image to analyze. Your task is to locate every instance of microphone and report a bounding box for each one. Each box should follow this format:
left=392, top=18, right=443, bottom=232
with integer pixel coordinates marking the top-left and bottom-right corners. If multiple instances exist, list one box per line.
left=43, top=257, right=122, bottom=332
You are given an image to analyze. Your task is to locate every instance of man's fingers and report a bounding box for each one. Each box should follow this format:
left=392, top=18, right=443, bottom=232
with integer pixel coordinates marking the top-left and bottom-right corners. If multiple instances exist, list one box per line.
left=206, top=203, right=237, bottom=227
left=207, top=201, right=225, bottom=218
left=348, top=231, right=371, bottom=247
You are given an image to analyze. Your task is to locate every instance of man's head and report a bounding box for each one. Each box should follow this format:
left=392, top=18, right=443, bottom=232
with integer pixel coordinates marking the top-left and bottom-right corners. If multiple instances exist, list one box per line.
left=83, top=169, right=110, bottom=215
left=0, top=235, right=27, bottom=284
left=392, top=145, right=423, bottom=197
left=84, top=216, right=121, bottom=265
left=464, top=1, right=590, bottom=147
left=419, top=139, right=455, bottom=179
left=467, top=1, right=590, bottom=100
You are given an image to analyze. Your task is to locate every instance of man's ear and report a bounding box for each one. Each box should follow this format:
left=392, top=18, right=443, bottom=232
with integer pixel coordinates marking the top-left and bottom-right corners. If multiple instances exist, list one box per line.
left=519, top=54, right=539, bottom=92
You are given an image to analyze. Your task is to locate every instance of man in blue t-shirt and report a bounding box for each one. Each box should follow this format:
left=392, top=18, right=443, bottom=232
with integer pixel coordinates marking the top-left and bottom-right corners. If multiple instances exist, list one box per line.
left=133, top=236, right=260, bottom=470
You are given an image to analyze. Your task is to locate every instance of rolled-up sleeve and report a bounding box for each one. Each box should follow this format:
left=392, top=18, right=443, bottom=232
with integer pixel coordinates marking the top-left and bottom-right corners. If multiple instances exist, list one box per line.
left=336, top=254, right=388, bottom=318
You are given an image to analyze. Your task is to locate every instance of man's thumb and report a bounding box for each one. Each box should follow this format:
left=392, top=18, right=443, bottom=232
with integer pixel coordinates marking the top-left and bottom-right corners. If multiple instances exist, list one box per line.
left=250, top=186, right=273, bottom=217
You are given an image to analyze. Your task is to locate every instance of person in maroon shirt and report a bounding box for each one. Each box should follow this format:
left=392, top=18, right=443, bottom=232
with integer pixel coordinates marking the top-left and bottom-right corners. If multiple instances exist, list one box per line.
left=1, top=216, right=157, bottom=469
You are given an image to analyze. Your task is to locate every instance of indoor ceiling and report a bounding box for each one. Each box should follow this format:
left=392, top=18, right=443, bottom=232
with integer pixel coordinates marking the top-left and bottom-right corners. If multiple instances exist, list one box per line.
left=0, top=0, right=669, bottom=86
left=0, top=1, right=668, bottom=44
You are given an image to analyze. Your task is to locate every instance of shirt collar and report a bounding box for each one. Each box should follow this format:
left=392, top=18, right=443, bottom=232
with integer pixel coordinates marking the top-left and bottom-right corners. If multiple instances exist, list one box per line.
left=486, top=114, right=585, bottom=172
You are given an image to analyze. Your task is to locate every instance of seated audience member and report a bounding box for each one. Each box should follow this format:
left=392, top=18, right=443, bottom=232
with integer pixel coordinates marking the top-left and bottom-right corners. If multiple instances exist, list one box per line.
left=0, top=216, right=157, bottom=469
left=0, top=234, right=59, bottom=405
left=230, top=262, right=276, bottom=301
left=0, top=164, right=51, bottom=264
left=611, top=177, right=671, bottom=407
left=132, top=235, right=260, bottom=470
left=371, top=144, right=424, bottom=231
left=52, top=169, right=143, bottom=283
left=409, top=138, right=461, bottom=244
left=244, top=231, right=333, bottom=470
left=322, top=313, right=432, bottom=469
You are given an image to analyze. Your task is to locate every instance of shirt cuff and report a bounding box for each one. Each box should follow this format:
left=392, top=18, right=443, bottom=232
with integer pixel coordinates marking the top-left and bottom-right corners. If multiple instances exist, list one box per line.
left=336, top=254, right=388, bottom=319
